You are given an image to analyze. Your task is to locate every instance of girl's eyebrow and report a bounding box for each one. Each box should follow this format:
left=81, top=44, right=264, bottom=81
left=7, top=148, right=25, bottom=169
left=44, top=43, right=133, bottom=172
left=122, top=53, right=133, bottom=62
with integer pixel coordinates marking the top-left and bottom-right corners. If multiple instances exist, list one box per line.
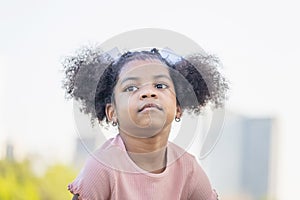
left=120, top=77, right=139, bottom=85
left=153, top=74, right=172, bottom=81
left=120, top=75, right=172, bottom=85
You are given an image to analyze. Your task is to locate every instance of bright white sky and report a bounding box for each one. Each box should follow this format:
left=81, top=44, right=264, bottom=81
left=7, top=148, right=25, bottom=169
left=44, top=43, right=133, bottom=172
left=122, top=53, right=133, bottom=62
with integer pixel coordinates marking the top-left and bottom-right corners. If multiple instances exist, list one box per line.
left=0, top=0, right=299, bottom=199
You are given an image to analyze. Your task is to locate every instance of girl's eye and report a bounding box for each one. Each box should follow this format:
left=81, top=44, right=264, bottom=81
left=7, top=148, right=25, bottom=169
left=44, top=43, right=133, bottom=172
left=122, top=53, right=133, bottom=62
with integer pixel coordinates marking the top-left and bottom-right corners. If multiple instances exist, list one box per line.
left=124, top=86, right=138, bottom=92
left=155, top=83, right=168, bottom=89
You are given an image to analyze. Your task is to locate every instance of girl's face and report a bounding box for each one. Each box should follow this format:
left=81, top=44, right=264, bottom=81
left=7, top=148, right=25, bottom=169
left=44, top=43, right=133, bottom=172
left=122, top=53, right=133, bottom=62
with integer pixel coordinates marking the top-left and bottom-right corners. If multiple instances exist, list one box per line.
left=107, top=59, right=180, bottom=138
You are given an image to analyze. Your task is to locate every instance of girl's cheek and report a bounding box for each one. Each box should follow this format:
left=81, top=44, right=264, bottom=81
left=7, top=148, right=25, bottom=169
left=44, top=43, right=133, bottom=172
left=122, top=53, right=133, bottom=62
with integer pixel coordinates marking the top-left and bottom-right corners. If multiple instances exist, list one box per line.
left=118, top=94, right=136, bottom=109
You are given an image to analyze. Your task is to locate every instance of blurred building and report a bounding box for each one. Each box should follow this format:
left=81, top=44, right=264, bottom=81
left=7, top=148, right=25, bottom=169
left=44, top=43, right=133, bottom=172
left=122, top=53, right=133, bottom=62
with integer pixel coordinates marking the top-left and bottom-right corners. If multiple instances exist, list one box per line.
left=72, top=102, right=109, bottom=169
left=202, top=111, right=278, bottom=200
left=0, top=139, right=27, bottom=162
left=0, top=141, right=16, bottom=161
left=5, top=142, right=14, bottom=161
left=73, top=136, right=97, bottom=169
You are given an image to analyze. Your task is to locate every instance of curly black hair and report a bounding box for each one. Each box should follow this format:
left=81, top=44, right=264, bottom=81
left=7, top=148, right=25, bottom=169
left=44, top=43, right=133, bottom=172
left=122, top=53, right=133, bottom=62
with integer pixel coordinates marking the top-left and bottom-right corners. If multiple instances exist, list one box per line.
left=61, top=46, right=229, bottom=125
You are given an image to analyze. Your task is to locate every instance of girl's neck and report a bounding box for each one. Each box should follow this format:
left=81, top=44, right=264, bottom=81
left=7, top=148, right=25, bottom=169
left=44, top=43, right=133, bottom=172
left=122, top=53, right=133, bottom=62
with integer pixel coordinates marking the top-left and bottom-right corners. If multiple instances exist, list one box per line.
left=120, top=131, right=169, bottom=153
left=119, top=129, right=170, bottom=174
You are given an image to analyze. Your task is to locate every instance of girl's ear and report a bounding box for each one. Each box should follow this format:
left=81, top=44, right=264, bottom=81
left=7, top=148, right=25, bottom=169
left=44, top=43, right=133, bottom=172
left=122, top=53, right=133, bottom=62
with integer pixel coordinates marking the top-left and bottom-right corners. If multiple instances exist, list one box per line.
left=105, top=103, right=117, bottom=122
left=176, top=105, right=182, bottom=119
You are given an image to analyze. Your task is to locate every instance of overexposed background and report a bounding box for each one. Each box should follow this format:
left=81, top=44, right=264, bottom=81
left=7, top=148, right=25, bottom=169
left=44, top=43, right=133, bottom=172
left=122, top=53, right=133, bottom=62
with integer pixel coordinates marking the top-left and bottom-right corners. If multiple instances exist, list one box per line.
left=1, top=0, right=299, bottom=199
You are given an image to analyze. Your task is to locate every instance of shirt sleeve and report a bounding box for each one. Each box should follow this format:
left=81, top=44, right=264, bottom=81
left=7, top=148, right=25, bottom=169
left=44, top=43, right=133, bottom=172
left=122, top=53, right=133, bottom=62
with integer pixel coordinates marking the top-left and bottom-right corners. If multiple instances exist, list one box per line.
left=188, top=158, right=219, bottom=200
left=189, top=187, right=219, bottom=200
left=68, top=156, right=114, bottom=200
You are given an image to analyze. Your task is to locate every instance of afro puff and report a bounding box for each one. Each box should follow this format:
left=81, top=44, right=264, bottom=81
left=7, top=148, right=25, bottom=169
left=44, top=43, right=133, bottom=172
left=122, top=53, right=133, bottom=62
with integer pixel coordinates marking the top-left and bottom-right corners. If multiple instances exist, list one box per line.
left=61, top=45, right=229, bottom=125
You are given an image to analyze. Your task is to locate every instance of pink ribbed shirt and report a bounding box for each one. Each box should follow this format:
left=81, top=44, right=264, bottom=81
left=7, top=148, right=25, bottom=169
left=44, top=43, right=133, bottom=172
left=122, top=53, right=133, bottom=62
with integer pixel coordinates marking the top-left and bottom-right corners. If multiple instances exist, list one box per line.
left=68, top=134, right=218, bottom=200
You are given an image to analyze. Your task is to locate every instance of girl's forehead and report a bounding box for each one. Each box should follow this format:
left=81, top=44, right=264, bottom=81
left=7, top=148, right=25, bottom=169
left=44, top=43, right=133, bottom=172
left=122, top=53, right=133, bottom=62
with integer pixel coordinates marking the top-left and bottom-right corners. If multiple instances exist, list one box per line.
left=119, top=59, right=170, bottom=77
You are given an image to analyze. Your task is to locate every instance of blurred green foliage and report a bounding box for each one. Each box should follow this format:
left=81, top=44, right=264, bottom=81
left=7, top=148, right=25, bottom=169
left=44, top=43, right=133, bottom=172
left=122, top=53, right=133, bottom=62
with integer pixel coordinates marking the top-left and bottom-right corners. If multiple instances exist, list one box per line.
left=0, top=159, right=77, bottom=200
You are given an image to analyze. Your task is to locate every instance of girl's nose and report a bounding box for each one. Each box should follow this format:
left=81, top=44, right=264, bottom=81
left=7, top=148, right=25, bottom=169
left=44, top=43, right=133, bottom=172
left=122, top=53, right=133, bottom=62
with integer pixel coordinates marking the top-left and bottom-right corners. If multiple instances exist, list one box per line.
left=140, top=86, right=158, bottom=99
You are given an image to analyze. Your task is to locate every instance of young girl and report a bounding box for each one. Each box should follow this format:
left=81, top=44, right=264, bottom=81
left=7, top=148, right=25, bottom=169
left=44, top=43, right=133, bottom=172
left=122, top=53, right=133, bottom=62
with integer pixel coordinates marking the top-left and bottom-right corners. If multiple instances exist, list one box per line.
left=62, top=47, right=228, bottom=200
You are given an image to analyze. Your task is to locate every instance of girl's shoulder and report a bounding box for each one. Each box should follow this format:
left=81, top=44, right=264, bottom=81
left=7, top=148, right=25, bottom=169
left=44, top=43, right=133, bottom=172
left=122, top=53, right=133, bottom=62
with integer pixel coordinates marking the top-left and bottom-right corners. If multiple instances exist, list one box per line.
left=167, top=141, right=198, bottom=165
left=67, top=136, right=124, bottom=199
left=84, top=134, right=140, bottom=173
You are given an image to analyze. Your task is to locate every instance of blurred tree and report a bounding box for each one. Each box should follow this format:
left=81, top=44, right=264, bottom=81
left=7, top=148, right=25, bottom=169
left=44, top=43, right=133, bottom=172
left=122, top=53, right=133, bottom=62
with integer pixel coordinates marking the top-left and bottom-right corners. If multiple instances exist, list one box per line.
left=0, top=159, right=77, bottom=200
left=38, top=164, right=77, bottom=200
left=0, top=159, right=40, bottom=200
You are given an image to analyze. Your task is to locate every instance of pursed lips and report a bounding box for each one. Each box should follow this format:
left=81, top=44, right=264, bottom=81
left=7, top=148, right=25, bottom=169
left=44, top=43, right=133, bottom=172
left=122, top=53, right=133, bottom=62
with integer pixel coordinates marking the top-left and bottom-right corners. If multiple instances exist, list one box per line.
left=138, top=103, right=162, bottom=112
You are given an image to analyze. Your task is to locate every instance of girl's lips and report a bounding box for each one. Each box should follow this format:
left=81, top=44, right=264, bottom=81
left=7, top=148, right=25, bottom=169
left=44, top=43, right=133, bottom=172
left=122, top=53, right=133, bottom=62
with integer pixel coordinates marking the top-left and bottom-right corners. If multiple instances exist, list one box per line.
left=138, top=103, right=162, bottom=112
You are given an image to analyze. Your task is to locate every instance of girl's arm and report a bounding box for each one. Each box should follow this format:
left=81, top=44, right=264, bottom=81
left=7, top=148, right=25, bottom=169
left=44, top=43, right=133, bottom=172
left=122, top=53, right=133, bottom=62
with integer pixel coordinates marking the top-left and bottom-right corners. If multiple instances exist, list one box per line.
left=72, top=194, right=79, bottom=200
left=68, top=152, right=112, bottom=199
left=189, top=158, right=219, bottom=200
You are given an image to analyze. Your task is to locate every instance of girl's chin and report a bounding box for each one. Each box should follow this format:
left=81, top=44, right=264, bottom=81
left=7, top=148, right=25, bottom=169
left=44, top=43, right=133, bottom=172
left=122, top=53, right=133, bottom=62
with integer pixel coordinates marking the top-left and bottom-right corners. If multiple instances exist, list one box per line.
left=120, top=125, right=168, bottom=139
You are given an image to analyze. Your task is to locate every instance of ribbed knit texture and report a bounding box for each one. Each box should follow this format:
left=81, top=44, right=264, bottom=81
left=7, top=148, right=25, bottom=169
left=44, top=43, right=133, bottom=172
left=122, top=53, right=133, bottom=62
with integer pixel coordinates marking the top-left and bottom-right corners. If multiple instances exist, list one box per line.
left=68, top=134, right=218, bottom=200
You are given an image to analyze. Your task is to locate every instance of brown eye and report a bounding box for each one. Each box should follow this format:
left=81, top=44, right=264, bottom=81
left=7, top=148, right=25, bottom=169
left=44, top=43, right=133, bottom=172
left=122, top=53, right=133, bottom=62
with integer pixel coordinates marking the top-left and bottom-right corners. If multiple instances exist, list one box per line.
left=124, top=86, right=138, bottom=92
left=155, top=83, right=168, bottom=89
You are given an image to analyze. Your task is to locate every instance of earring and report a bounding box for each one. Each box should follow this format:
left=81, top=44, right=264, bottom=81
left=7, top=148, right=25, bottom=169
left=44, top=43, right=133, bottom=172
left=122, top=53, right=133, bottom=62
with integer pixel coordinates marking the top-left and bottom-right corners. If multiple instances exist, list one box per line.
left=112, top=121, right=118, bottom=126
left=175, top=117, right=181, bottom=122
